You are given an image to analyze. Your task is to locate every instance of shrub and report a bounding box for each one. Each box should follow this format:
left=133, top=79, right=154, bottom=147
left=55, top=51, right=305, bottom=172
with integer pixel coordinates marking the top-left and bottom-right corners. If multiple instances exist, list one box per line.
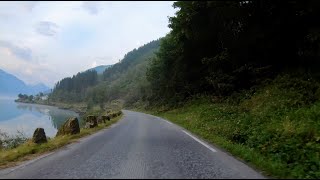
left=0, top=130, right=28, bottom=150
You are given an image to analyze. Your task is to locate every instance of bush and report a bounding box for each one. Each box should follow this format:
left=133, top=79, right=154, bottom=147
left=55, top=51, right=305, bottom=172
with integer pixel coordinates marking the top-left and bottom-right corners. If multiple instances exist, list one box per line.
left=0, top=130, right=28, bottom=150
left=152, top=74, right=320, bottom=178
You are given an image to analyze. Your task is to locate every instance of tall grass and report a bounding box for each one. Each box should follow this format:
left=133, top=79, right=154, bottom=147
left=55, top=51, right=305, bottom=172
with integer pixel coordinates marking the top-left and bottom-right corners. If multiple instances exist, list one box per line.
left=145, top=74, right=320, bottom=179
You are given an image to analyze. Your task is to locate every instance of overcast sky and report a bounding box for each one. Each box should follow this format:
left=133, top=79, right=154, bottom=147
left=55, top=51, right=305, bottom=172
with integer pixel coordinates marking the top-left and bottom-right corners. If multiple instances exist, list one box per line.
left=0, top=1, right=176, bottom=87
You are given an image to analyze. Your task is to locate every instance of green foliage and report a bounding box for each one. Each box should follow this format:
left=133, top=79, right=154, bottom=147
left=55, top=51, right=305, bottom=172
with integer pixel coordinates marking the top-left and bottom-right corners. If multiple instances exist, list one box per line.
left=15, top=94, right=35, bottom=103
left=103, top=40, right=160, bottom=82
left=0, top=130, right=28, bottom=150
left=147, top=1, right=320, bottom=104
left=49, top=40, right=160, bottom=107
left=46, top=2, right=320, bottom=178
left=148, top=75, right=320, bottom=178
left=99, top=40, right=160, bottom=105
left=50, top=70, right=98, bottom=103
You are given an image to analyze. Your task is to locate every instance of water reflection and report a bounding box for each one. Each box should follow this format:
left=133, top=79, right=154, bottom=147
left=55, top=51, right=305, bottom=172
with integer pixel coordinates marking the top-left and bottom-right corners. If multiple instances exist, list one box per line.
left=0, top=99, right=79, bottom=138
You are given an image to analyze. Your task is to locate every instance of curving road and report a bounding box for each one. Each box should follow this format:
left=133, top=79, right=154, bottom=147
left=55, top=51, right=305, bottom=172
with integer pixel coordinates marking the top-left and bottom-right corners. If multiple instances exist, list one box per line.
left=0, top=110, right=266, bottom=179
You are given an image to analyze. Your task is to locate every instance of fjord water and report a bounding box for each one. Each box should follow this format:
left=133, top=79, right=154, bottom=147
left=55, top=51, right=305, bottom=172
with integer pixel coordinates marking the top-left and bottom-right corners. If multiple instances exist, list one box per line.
left=0, top=97, right=79, bottom=138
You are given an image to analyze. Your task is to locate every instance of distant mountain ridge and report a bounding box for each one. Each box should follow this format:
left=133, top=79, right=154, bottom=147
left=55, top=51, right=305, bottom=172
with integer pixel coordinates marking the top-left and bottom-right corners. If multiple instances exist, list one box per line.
left=49, top=39, right=160, bottom=103
left=87, top=65, right=112, bottom=74
left=0, top=69, right=50, bottom=96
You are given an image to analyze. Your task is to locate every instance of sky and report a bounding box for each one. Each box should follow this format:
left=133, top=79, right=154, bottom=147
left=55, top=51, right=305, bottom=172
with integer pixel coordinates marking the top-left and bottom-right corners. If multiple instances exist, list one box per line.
left=0, top=1, right=177, bottom=88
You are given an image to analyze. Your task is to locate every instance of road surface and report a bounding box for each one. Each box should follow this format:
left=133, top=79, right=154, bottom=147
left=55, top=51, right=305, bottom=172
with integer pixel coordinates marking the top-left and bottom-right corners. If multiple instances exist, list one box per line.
left=0, top=110, right=266, bottom=179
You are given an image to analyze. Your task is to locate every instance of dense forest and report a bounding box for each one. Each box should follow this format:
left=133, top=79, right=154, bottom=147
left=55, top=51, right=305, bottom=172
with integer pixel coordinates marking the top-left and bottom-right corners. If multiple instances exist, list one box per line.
left=51, top=0, right=320, bottom=106
left=146, top=1, right=320, bottom=104
left=49, top=39, right=160, bottom=106
left=49, top=1, right=319, bottom=178
left=50, top=70, right=98, bottom=102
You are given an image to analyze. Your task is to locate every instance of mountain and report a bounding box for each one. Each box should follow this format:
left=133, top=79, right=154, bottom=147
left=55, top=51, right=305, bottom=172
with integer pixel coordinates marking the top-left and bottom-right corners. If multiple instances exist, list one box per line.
left=0, top=69, right=50, bottom=96
left=50, top=39, right=160, bottom=103
left=28, top=83, right=51, bottom=95
left=42, top=88, right=52, bottom=95
left=88, top=65, right=112, bottom=74
left=0, top=69, right=26, bottom=96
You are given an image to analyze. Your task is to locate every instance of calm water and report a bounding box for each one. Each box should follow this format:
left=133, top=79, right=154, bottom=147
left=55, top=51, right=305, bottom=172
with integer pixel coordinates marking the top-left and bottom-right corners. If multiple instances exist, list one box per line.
left=0, top=98, right=79, bottom=138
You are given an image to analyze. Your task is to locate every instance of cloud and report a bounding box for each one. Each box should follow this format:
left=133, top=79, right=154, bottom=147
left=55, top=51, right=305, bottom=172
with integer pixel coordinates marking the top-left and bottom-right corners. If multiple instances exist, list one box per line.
left=0, top=13, right=9, bottom=19
left=35, top=21, right=59, bottom=37
left=0, top=1, right=176, bottom=87
left=94, top=56, right=112, bottom=61
left=82, top=1, right=100, bottom=15
left=22, top=1, right=38, bottom=12
left=0, top=51, right=58, bottom=87
left=91, top=61, right=97, bottom=68
left=0, top=40, right=32, bottom=61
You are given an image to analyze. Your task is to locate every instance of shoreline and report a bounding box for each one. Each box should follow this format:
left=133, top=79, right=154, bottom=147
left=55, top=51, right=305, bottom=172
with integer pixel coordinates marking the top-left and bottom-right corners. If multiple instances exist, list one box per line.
left=14, top=99, right=87, bottom=116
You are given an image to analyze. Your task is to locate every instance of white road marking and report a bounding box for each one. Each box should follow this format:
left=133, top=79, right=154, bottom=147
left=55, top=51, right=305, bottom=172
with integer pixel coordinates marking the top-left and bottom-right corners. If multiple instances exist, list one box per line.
left=155, top=117, right=173, bottom=125
left=182, top=130, right=217, bottom=153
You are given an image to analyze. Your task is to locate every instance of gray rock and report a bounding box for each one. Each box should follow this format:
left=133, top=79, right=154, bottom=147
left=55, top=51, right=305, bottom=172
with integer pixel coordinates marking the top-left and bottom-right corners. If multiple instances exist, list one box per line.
left=84, top=122, right=91, bottom=129
left=98, top=116, right=104, bottom=124
left=86, top=115, right=98, bottom=128
left=102, top=115, right=110, bottom=123
left=56, top=117, right=80, bottom=136
left=32, top=128, right=47, bottom=144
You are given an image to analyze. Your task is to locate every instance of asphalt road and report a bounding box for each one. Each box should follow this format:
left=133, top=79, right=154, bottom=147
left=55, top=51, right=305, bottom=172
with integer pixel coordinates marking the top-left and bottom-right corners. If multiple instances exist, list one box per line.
left=0, top=110, right=266, bottom=179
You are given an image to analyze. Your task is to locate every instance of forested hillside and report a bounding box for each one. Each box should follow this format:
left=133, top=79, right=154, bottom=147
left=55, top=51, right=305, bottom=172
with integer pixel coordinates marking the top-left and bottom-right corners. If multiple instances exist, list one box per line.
left=146, top=1, right=320, bottom=104
left=49, top=1, right=319, bottom=178
left=49, top=70, right=98, bottom=102
left=49, top=39, right=160, bottom=106
left=88, top=65, right=112, bottom=74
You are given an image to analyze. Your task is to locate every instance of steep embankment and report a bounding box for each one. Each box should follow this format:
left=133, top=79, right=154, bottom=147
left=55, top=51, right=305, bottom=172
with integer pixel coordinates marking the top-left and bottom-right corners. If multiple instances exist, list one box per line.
left=144, top=74, right=320, bottom=179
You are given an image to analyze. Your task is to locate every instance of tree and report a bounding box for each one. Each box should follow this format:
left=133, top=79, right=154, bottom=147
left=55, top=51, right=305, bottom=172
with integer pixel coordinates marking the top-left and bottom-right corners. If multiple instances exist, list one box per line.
left=147, top=1, right=320, bottom=103
left=50, top=70, right=98, bottom=103
left=18, top=93, right=23, bottom=99
left=28, top=95, right=34, bottom=102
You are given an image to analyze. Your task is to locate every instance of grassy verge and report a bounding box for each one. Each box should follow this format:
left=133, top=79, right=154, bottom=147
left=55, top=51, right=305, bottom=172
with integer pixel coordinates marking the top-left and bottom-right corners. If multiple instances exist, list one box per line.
left=135, top=75, right=320, bottom=179
left=0, top=114, right=123, bottom=169
left=140, top=104, right=280, bottom=178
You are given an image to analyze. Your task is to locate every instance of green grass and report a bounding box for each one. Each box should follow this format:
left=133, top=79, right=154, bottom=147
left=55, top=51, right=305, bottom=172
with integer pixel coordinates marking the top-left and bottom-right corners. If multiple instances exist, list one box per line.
left=0, top=114, right=123, bottom=169
left=137, top=75, right=320, bottom=179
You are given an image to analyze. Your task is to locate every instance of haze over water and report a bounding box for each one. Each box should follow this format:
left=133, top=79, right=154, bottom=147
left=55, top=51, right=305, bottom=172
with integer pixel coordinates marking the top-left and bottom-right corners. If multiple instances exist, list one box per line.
left=0, top=98, right=79, bottom=138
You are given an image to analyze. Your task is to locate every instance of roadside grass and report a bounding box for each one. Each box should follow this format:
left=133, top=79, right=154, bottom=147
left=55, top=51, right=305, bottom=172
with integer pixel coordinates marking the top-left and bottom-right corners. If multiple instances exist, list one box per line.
left=0, top=114, right=123, bottom=169
left=137, top=75, right=320, bottom=179
left=146, top=104, right=285, bottom=178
